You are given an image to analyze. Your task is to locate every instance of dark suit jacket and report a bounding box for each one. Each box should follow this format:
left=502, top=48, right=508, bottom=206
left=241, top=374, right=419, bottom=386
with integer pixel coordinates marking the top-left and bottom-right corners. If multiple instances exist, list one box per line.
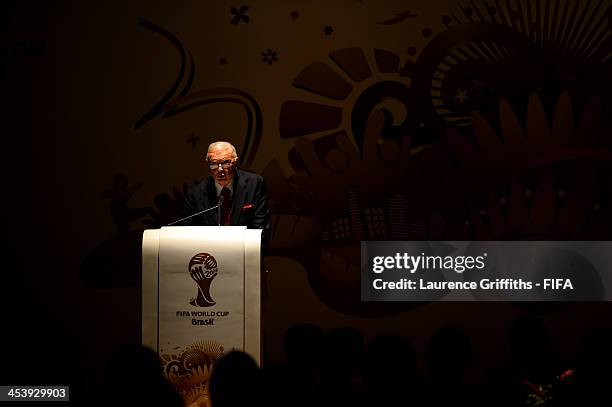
left=183, top=169, right=271, bottom=244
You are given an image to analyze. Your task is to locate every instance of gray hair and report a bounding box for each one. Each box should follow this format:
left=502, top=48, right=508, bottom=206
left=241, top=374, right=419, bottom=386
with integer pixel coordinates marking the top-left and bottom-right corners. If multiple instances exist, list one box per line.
left=206, top=141, right=238, bottom=159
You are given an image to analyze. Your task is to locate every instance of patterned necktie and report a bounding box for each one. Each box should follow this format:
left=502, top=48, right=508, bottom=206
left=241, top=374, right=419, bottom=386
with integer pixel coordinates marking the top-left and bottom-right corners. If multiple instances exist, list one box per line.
left=220, top=187, right=232, bottom=226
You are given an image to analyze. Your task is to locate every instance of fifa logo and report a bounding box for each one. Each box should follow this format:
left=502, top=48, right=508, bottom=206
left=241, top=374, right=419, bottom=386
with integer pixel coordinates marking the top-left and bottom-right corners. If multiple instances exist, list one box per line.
left=188, top=253, right=218, bottom=307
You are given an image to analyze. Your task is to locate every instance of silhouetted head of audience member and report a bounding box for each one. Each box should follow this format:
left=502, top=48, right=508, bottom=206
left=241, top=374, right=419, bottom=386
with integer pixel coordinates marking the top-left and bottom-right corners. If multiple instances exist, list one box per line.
left=101, top=344, right=182, bottom=406
left=210, top=350, right=260, bottom=407
left=578, top=328, right=612, bottom=382
left=426, top=325, right=472, bottom=382
left=284, top=323, right=325, bottom=371
left=311, top=327, right=365, bottom=406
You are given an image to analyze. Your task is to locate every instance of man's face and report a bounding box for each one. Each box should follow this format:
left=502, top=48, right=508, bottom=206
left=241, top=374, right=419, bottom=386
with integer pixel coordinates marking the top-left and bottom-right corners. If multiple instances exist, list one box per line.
left=207, top=147, right=237, bottom=187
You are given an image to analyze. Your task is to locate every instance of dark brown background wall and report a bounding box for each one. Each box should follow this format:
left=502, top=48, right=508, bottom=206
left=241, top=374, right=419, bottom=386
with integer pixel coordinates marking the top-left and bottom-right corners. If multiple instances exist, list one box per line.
left=1, top=0, right=611, bottom=386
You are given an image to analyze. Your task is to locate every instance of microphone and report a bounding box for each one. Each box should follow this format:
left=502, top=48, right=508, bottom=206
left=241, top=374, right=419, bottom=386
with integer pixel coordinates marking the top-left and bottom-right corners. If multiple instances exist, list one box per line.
left=165, top=202, right=222, bottom=226
left=217, top=193, right=224, bottom=227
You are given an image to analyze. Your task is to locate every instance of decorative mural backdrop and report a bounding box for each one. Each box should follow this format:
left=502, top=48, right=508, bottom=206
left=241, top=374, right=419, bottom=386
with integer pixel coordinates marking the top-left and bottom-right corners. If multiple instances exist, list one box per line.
left=60, top=0, right=611, bottom=378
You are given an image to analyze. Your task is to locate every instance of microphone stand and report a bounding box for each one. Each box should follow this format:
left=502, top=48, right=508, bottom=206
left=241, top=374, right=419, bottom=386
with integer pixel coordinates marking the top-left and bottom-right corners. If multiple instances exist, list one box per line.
left=217, top=194, right=223, bottom=226
left=165, top=196, right=224, bottom=226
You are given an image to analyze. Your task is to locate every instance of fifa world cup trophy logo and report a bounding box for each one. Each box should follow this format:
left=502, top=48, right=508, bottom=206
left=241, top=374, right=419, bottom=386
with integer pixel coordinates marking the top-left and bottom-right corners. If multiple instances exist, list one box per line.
left=188, top=253, right=218, bottom=307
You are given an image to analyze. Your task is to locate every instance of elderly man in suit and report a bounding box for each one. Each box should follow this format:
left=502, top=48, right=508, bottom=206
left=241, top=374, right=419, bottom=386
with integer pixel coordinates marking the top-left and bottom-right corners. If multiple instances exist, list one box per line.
left=183, top=141, right=271, bottom=244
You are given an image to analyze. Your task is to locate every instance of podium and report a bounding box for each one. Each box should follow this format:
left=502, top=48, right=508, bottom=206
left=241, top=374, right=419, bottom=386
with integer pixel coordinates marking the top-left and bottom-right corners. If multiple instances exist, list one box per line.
left=142, top=226, right=262, bottom=406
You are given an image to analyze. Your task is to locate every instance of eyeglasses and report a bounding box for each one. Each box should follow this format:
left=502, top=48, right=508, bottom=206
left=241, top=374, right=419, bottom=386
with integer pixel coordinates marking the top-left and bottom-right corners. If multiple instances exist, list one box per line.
left=208, top=160, right=234, bottom=170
